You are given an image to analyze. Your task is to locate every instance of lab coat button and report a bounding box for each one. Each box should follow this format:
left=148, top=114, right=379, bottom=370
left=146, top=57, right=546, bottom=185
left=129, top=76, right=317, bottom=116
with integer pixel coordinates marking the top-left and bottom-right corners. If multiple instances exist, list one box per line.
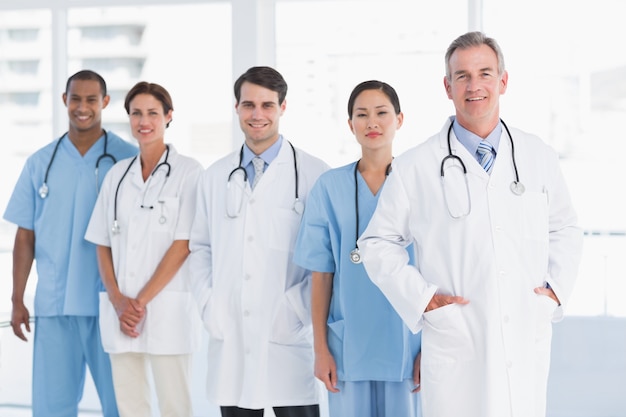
left=503, top=315, right=510, bottom=323
left=244, top=274, right=251, bottom=281
left=247, top=235, right=254, bottom=242
left=506, top=361, right=513, bottom=368
left=249, top=198, right=255, bottom=204
left=243, top=310, right=250, bottom=317
left=499, top=270, right=505, bottom=276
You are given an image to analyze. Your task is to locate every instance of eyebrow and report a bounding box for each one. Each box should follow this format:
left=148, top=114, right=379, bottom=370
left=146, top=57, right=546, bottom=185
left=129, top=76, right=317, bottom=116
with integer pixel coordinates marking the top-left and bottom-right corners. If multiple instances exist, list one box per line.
left=355, top=104, right=390, bottom=111
left=241, top=100, right=276, bottom=105
left=70, top=94, right=99, bottom=99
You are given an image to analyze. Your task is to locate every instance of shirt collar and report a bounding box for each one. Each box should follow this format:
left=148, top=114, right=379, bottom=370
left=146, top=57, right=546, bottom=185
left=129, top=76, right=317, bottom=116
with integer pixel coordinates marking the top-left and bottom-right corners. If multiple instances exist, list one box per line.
left=451, top=117, right=502, bottom=156
left=242, top=135, right=283, bottom=167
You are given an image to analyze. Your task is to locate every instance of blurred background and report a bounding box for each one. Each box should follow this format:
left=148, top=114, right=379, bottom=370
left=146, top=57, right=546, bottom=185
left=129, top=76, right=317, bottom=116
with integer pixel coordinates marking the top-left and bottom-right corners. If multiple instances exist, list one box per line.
left=1, top=0, right=625, bottom=416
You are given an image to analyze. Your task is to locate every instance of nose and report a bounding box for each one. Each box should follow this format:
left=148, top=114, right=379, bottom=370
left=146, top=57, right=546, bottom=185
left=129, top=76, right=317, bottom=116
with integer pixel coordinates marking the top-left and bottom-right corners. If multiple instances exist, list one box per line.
left=466, top=77, right=480, bottom=92
left=367, top=117, right=379, bottom=129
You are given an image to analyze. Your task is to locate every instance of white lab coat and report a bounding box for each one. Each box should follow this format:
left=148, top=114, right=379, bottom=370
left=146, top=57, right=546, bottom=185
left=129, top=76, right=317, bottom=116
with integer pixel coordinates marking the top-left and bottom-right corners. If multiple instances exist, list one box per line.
left=86, top=145, right=203, bottom=355
left=189, top=139, right=328, bottom=409
left=358, top=118, right=583, bottom=417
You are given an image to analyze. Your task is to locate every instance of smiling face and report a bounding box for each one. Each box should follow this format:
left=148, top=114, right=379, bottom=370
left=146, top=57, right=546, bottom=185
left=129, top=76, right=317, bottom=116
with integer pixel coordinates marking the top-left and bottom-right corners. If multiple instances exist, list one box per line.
left=444, top=44, right=508, bottom=137
left=63, top=79, right=109, bottom=135
left=348, top=88, right=403, bottom=153
left=128, top=93, right=172, bottom=148
left=235, top=81, right=285, bottom=154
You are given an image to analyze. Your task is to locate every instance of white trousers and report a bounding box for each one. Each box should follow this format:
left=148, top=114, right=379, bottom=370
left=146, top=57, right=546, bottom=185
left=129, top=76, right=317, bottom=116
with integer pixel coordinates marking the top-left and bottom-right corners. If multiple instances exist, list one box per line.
left=110, top=352, right=193, bottom=417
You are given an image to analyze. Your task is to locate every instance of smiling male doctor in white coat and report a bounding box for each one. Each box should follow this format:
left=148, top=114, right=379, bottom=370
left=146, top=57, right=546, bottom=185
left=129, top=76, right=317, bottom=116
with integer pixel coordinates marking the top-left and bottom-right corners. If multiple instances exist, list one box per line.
left=189, top=66, right=328, bottom=417
left=358, top=31, right=583, bottom=417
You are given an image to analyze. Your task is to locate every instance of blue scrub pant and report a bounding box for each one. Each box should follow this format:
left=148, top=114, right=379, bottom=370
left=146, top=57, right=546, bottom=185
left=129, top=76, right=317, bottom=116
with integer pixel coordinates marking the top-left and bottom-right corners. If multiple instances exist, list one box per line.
left=328, top=380, right=421, bottom=417
left=33, top=316, right=118, bottom=417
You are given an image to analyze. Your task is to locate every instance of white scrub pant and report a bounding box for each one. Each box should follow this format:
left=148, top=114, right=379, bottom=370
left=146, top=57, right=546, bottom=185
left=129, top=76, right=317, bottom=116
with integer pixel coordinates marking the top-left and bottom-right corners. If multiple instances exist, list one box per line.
left=109, top=352, right=193, bottom=417
left=328, top=380, right=421, bottom=417
left=33, top=316, right=118, bottom=417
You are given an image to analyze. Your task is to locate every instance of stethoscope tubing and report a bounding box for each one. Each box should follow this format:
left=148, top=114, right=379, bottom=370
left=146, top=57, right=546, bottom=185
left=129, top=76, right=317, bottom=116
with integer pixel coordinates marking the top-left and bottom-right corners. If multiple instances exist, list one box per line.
left=440, top=118, right=524, bottom=218
left=112, top=145, right=171, bottom=234
left=39, top=130, right=116, bottom=199
left=443, top=118, right=520, bottom=185
left=227, top=140, right=300, bottom=203
left=350, top=159, right=392, bottom=264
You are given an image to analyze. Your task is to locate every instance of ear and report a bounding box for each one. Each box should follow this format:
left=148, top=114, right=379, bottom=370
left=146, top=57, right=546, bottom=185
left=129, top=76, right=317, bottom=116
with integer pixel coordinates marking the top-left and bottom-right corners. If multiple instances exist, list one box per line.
left=280, top=99, right=287, bottom=115
left=443, top=76, right=453, bottom=100
left=499, top=70, right=509, bottom=95
left=166, top=109, right=173, bottom=125
left=396, top=112, right=404, bottom=129
left=62, top=92, right=68, bottom=107
left=348, top=118, right=355, bottom=134
left=102, top=94, right=110, bottom=109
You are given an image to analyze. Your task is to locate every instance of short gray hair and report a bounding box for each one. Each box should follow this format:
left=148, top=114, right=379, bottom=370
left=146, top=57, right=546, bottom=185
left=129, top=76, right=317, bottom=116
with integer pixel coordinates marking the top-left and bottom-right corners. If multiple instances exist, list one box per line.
left=445, top=31, right=506, bottom=80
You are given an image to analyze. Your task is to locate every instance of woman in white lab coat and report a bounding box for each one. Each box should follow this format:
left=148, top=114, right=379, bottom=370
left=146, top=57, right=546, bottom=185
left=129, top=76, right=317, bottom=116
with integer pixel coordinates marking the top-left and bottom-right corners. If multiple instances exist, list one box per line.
left=85, top=81, right=202, bottom=417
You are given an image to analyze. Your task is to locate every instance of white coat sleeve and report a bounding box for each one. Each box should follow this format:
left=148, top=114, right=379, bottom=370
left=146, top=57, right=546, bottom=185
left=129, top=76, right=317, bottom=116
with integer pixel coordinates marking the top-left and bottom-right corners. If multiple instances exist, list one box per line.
left=544, top=150, right=583, bottom=320
left=358, top=164, right=438, bottom=333
left=188, top=172, right=213, bottom=325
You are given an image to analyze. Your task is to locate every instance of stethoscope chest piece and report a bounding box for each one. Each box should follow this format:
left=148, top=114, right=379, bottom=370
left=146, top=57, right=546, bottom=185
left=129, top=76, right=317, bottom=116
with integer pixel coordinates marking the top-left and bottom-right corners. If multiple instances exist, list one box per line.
left=111, top=220, right=121, bottom=235
left=350, top=247, right=362, bottom=264
left=293, top=199, right=304, bottom=215
left=510, top=181, right=525, bottom=196
left=39, top=183, right=49, bottom=199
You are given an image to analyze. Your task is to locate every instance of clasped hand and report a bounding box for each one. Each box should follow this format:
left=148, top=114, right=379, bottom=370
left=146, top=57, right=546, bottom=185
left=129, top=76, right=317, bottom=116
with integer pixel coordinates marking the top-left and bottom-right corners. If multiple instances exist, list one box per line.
left=113, top=296, right=146, bottom=338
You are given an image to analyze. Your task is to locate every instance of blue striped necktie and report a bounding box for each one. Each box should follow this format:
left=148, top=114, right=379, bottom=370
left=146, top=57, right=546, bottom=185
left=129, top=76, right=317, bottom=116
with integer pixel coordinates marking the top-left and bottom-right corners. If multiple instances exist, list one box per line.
left=477, top=140, right=495, bottom=173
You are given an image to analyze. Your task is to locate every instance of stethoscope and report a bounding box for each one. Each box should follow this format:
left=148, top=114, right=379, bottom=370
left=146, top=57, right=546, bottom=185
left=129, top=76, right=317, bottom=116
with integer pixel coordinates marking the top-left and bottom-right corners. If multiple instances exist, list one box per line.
left=440, top=118, right=525, bottom=219
left=226, top=141, right=303, bottom=218
left=111, top=145, right=171, bottom=234
left=350, top=159, right=392, bottom=264
left=39, top=130, right=116, bottom=199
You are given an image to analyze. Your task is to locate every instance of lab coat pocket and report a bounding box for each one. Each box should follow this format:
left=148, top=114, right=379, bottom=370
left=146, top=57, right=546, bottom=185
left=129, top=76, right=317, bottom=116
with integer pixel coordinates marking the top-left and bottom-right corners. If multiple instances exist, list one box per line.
left=535, top=294, right=557, bottom=351
left=269, top=295, right=305, bottom=346
left=98, top=292, right=122, bottom=353
left=269, top=208, right=301, bottom=251
left=521, top=191, right=549, bottom=277
left=204, top=293, right=226, bottom=341
left=422, top=303, right=474, bottom=364
left=147, top=290, right=200, bottom=354
left=521, top=191, right=549, bottom=241
left=149, top=196, right=180, bottom=233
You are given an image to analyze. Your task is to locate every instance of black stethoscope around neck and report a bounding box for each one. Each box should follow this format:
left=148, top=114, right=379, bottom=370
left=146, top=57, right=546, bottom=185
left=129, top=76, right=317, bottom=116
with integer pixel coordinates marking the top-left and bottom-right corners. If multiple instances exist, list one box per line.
left=350, top=159, right=392, bottom=264
left=111, top=144, right=172, bottom=234
left=39, top=130, right=115, bottom=199
left=226, top=140, right=303, bottom=218
left=440, top=118, right=525, bottom=219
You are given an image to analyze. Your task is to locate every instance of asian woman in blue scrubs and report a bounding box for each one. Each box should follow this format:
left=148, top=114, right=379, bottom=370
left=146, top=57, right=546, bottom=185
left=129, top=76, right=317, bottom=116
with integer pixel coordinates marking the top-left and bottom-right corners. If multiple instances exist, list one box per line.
left=293, top=80, right=422, bottom=417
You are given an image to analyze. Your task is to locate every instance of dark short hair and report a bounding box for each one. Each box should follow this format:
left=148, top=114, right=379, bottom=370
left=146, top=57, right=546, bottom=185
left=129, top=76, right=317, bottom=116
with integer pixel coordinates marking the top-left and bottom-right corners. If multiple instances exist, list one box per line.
left=234, top=66, right=288, bottom=105
left=66, top=70, right=107, bottom=97
left=347, top=80, right=401, bottom=119
left=124, top=81, right=174, bottom=128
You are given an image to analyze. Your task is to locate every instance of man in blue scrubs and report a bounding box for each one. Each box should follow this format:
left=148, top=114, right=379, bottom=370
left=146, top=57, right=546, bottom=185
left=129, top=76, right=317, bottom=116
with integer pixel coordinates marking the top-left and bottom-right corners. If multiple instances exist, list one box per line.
left=4, top=70, right=136, bottom=417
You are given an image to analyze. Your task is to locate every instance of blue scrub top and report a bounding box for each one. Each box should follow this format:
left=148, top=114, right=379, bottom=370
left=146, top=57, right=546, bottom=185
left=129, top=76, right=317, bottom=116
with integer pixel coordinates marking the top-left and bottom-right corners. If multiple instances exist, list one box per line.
left=293, top=162, right=421, bottom=382
left=3, top=131, right=137, bottom=317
